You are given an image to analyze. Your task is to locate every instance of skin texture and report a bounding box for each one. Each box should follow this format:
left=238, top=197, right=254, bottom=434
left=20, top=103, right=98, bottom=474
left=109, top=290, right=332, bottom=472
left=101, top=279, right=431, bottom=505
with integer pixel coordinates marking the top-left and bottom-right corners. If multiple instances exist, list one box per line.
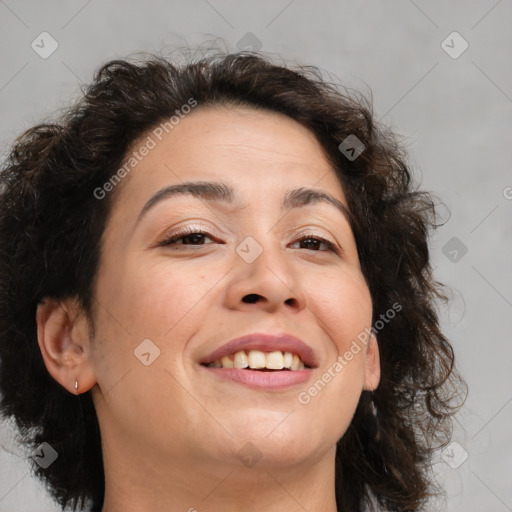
left=36, top=106, right=380, bottom=512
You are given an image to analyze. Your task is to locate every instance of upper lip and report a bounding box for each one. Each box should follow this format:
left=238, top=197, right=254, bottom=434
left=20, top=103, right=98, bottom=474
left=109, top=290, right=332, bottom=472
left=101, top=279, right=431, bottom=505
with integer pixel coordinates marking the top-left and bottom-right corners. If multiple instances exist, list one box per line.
left=199, top=332, right=319, bottom=369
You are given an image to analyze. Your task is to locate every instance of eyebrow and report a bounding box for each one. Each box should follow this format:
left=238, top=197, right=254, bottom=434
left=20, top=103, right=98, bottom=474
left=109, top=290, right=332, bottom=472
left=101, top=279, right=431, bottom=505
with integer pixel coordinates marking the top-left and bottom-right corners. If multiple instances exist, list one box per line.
left=135, top=180, right=352, bottom=226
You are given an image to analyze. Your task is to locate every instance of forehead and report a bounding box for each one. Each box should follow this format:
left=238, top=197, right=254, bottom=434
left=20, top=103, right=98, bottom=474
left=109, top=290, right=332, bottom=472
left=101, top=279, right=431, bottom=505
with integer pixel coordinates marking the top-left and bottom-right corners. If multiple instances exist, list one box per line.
left=116, top=105, right=344, bottom=203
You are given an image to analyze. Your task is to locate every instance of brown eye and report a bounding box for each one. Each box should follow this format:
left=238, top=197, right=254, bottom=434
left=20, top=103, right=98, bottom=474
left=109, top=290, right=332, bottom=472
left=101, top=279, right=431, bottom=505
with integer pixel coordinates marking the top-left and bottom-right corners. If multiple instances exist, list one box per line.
left=291, top=235, right=338, bottom=253
left=159, top=229, right=216, bottom=247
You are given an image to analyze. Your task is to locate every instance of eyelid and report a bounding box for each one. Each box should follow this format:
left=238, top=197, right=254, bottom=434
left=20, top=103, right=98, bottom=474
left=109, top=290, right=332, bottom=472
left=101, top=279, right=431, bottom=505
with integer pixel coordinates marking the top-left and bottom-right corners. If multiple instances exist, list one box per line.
left=293, top=227, right=336, bottom=242
left=292, top=229, right=342, bottom=255
left=159, top=221, right=220, bottom=239
left=157, top=223, right=343, bottom=255
left=293, top=226, right=339, bottom=244
left=158, top=224, right=217, bottom=244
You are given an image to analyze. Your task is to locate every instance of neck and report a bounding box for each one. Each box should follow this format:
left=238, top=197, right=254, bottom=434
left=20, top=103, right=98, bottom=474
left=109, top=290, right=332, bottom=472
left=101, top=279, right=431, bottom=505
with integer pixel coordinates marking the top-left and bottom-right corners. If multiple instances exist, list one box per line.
left=100, top=439, right=338, bottom=512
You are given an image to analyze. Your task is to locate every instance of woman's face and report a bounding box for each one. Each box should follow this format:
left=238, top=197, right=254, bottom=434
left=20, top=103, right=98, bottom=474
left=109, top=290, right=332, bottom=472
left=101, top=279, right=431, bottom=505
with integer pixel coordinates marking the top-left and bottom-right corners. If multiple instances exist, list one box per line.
left=87, top=105, right=379, bottom=473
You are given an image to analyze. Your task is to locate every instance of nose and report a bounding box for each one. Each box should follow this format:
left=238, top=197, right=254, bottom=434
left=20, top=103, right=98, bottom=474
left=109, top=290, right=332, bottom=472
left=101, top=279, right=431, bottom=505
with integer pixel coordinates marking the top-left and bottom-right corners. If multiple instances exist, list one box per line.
left=224, top=237, right=307, bottom=314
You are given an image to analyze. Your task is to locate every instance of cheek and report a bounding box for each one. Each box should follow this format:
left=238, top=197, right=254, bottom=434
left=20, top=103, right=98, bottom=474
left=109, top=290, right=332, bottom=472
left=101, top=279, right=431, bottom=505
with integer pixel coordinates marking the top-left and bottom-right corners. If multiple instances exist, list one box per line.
left=309, top=267, right=373, bottom=353
left=91, top=261, right=215, bottom=438
left=101, top=258, right=216, bottom=341
left=90, top=258, right=213, bottom=401
left=307, top=267, right=371, bottom=387
left=296, top=271, right=371, bottom=441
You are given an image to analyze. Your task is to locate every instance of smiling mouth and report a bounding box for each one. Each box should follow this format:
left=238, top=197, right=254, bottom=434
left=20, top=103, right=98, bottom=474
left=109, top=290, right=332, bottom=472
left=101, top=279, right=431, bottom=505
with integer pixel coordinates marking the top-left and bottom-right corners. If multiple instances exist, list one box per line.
left=201, top=349, right=311, bottom=371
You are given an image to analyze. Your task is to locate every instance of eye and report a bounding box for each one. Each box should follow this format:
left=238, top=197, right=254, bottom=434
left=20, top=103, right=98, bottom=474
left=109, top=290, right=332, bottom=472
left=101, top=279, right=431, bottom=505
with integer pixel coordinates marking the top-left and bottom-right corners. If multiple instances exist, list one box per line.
left=158, top=227, right=217, bottom=247
left=291, top=234, right=339, bottom=253
left=158, top=228, right=340, bottom=254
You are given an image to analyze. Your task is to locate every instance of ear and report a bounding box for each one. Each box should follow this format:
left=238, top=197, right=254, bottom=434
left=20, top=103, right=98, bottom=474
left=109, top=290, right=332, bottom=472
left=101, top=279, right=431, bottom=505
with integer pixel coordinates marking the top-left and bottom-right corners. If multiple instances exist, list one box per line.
left=36, top=297, right=97, bottom=395
left=363, top=334, right=380, bottom=391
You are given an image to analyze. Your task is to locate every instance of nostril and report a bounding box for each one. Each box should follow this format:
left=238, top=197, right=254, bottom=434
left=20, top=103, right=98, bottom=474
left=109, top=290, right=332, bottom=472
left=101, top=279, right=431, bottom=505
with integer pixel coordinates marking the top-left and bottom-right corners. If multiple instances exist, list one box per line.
left=243, top=293, right=262, bottom=304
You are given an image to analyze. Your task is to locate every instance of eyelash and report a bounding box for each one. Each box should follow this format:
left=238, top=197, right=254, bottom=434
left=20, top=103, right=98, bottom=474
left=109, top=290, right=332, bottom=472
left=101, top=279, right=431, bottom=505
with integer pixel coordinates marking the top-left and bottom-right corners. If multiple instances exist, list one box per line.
left=158, top=226, right=340, bottom=254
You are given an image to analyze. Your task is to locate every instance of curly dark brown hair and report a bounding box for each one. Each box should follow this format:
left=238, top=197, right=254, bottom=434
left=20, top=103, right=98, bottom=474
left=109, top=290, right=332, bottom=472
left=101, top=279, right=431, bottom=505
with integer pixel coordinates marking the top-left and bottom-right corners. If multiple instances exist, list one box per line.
left=0, top=51, right=465, bottom=512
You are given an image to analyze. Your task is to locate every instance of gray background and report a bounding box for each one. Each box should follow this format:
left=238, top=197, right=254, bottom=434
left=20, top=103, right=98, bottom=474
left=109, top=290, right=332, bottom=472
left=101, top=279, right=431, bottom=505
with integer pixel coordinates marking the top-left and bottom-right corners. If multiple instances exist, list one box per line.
left=0, top=1, right=511, bottom=511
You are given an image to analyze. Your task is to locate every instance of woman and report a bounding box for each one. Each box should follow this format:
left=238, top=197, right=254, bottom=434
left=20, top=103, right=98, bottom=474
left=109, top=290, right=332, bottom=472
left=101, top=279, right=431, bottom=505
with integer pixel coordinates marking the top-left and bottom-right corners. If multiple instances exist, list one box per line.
left=0, top=51, right=465, bottom=511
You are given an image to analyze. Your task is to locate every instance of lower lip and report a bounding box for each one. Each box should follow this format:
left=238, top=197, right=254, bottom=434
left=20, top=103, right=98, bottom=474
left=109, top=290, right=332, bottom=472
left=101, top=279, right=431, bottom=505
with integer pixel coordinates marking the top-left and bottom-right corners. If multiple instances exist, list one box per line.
left=200, top=366, right=313, bottom=390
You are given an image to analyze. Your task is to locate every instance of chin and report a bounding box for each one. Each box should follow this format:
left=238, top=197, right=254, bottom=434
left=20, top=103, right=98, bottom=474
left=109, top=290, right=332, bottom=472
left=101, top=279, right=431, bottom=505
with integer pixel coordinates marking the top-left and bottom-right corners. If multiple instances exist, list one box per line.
left=217, top=421, right=330, bottom=466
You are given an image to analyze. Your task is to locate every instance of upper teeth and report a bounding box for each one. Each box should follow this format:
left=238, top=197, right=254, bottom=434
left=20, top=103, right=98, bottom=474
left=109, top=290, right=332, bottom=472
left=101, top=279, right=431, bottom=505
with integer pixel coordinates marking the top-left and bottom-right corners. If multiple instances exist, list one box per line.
left=207, top=350, right=306, bottom=370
